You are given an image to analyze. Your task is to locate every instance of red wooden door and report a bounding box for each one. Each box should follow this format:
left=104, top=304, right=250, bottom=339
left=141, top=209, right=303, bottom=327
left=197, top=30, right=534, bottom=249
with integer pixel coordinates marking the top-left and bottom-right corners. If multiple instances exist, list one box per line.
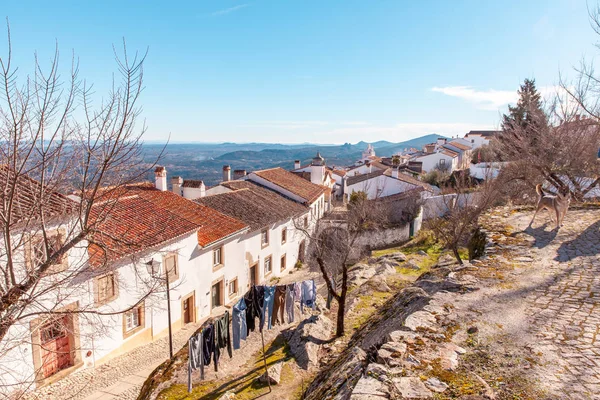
left=40, top=317, right=72, bottom=378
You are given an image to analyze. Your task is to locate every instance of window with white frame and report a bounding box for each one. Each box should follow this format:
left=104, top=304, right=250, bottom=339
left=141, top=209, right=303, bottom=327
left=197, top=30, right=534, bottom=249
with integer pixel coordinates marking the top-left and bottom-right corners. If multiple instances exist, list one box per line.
left=261, top=229, right=269, bottom=246
left=125, top=306, right=142, bottom=332
left=228, top=278, right=238, bottom=296
left=264, top=256, right=272, bottom=275
left=213, top=247, right=222, bottom=266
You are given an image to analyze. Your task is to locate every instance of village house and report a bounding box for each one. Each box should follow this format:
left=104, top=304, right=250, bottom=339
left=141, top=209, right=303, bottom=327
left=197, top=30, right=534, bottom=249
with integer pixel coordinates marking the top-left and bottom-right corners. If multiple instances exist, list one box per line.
left=344, top=166, right=434, bottom=201
left=463, top=130, right=500, bottom=149
left=292, top=153, right=339, bottom=200
left=0, top=164, right=325, bottom=392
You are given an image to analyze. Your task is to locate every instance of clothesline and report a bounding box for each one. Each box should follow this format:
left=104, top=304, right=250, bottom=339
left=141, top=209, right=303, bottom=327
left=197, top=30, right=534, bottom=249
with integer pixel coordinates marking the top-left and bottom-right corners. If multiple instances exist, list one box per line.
left=187, top=278, right=318, bottom=393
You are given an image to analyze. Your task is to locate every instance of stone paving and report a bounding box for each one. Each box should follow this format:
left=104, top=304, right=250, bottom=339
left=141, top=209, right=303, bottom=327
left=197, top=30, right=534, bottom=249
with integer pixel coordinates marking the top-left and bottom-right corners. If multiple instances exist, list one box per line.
left=507, top=209, right=600, bottom=399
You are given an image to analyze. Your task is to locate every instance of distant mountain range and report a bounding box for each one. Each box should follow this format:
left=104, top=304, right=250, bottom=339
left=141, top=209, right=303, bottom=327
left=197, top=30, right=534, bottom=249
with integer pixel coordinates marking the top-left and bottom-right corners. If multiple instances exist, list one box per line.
left=141, top=134, right=447, bottom=186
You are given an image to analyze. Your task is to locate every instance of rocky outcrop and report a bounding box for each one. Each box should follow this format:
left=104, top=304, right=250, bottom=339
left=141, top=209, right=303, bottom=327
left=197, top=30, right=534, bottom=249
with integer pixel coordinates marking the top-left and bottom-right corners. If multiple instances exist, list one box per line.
left=258, top=361, right=283, bottom=384
left=285, top=314, right=333, bottom=371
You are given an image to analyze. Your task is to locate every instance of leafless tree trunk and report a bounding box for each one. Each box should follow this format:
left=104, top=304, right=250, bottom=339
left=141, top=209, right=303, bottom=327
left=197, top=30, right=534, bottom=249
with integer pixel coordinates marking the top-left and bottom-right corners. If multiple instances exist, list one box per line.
left=0, top=24, right=164, bottom=394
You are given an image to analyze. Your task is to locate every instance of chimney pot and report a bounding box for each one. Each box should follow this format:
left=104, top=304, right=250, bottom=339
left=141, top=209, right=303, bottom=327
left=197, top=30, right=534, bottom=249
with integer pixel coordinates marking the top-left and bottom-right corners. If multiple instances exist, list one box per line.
left=154, top=166, right=167, bottom=191
left=222, top=165, right=231, bottom=182
left=233, top=169, right=247, bottom=180
left=392, top=167, right=399, bottom=179
left=294, top=160, right=301, bottom=170
left=171, top=176, right=183, bottom=196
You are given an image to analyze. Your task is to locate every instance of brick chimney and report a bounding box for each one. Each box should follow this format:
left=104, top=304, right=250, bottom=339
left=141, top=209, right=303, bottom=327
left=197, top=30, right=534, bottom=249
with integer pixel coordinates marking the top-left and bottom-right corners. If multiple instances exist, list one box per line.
left=171, top=176, right=183, bottom=196
left=294, top=160, right=301, bottom=170
left=155, top=166, right=167, bottom=191
left=233, top=169, right=247, bottom=180
left=222, top=165, right=231, bottom=182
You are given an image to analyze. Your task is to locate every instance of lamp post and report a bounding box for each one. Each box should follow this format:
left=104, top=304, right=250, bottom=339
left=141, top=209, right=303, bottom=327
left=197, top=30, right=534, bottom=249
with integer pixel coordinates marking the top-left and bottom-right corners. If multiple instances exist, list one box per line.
left=146, top=259, right=173, bottom=359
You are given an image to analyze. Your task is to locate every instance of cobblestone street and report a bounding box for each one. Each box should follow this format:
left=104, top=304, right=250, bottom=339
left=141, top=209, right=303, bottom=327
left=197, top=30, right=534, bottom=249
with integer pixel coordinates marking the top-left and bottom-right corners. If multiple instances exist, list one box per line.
left=514, top=209, right=600, bottom=399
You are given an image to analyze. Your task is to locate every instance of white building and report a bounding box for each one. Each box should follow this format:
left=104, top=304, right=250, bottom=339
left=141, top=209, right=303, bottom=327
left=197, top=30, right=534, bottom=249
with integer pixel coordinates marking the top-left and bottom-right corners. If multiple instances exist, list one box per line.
left=414, top=150, right=460, bottom=173
left=464, top=130, right=499, bottom=149
left=344, top=167, right=433, bottom=201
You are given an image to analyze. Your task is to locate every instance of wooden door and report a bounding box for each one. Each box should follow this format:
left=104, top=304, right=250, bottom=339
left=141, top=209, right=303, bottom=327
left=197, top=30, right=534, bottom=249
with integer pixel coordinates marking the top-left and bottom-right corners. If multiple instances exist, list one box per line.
left=250, top=264, right=258, bottom=286
left=211, top=282, right=222, bottom=309
left=183, top=296, right=193, bottom=324
left=40, top=317, right=72, bottom=378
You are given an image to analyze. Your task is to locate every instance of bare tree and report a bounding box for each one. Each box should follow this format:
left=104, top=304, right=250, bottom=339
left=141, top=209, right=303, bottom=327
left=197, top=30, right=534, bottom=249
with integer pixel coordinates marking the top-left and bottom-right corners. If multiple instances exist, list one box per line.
left=0, top=25, right=163, bottom=394
left=426, top=173, right=498, bottom=265
left=297, top=190, right=421, bottom=337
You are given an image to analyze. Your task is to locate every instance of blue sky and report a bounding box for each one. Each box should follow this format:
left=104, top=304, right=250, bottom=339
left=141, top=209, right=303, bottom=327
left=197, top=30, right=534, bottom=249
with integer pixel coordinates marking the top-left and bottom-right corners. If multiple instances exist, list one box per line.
left=2, top=0, right=597, bottom=143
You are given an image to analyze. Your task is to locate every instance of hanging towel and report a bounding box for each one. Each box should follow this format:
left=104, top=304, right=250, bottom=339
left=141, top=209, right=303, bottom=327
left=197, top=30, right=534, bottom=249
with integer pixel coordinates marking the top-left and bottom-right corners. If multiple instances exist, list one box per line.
left=261, top=286, right=276, bottom=331
left=232, top=297, right=247, bottom=350
left=285, top=284, right=295, bottom=323
left=272, top=285, right=286, bottom=326
left=301, top=280, right=317, bottom=313
left=215, top=311, right=233, bottom=359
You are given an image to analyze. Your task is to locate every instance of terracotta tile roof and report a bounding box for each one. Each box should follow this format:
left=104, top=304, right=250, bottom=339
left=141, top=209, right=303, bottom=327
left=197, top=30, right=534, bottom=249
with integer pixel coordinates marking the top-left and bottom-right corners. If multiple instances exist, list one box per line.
left=330, top=169, right=347, bottom=177
left=0, top=164, right=76, bottom=227
left=441, top=149, right=459, bottom=157
left=182, top=179, right=204, bottom=188
left=88, top=184, right=247, bottom=268
left=251, top=167, right=325, bottom=204
left=196, top=180, right=308, bottom=231
left=383, top=169, right=434, bottom=192
left=448, top=141, right=472, bottom=151
left=346, top=169, right=386, bottom=186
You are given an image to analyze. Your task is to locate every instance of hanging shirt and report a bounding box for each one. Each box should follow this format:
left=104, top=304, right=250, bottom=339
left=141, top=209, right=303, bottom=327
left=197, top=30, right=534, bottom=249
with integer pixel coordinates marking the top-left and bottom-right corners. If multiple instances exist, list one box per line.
left=285, top=284, right=295, bottom=323
left=301, top=280, right=317, bottom=313
left=202, top=323, right=215, bottom=372
left=244, top=285, right=264, bottom=334
left=215, top=311, right=233, bottom=361
left=261, top=286, right=276, bottom=331
left=232, top=297, right=247, bottom=350
left=272, top=285, right=286, bottom=326
left=293, top=281, right=302, bottom=300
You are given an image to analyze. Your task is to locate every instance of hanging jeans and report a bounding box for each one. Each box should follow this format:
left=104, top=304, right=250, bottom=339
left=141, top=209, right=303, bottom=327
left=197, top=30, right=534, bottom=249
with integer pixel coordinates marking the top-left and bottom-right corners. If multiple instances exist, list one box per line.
left=215, top=311, right=233, bottom=361
left=244, top=285, right=264, bottom=334
left=232, top=297, right=247, bottom=350
left=202, top=324, right=215, bottom=373
left=272, top=285, right=286, bottom=325
left=261, top=286, right=275, bottom=331
left=187, top=331, right=203, bottom=392
left=285, top=284, right=295, bottom=323
left=301, top=280, right=316, bottom=313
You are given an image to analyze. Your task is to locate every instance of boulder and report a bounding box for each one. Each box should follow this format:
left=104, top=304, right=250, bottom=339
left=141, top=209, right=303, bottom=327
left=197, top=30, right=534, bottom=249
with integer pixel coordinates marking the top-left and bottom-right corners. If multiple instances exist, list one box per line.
left=436, top=254, right=456, bottom=267
left=404, top=311, right=438, bottom=332
left=369, top=275, right=391, bottom=292
left=381, top=341, right=407, bottom=356
left=365, top=363, right=392, bottom=383
left=218, top=391, right=236, bottom=400
left=375, top=262, right=396, bottom=276
left=404, top=260, right=421, bottom=270
left=285, top=314, right=333, bottom=371
left=376, top=348, right=401, bottom=367
left=386, top=251, right=407, bottom=262
left=386, top=330, right=422, bottom=344
left=393, top=377, right=433, bottom=399
left=438, top=346, right=459, bottom=370
left=416, top=250, right=428, bottom=256
left=258, top=361, right=283, bottom=384
left=425, top=377, right=448, bottom=393
left=351, top=376, right=391, bottom=399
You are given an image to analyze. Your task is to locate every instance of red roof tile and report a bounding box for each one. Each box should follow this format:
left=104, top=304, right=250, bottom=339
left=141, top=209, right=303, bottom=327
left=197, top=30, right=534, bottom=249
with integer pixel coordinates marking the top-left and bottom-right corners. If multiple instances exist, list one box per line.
left=251, top=167, right=325, bottom=204
left=88, top=184, right=247, bottom=267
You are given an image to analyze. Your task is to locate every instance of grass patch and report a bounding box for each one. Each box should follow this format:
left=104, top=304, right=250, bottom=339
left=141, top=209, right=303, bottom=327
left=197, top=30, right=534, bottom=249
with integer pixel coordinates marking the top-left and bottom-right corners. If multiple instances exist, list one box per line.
left=156, top=336, right=293, bottom=400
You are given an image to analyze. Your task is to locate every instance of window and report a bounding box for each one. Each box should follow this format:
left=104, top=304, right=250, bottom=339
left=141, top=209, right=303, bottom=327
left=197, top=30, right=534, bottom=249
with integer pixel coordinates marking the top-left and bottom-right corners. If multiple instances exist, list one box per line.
left=280, top=254, right=286, bottom=271
left=264, top=256, right=272, bottom=276
left=261, top=229, right=269, bottom=247
left=123, top=303, right=145, bottom=338
left=281, top=228, right=287, bottom=244
left=228, top=278, right=238, bottom=296
left=213, top=247, right=222, bottom=266
left=97, top=273, right=117, bottom=305
left=164, top=253, right=179, bottom=282
left=27, top=230, right=67, bottom=271
left=440, top=159, right=446, bottom=166
left=125, top=306, right=142, bottom=331
left=304, top=216, right=308, bottom=228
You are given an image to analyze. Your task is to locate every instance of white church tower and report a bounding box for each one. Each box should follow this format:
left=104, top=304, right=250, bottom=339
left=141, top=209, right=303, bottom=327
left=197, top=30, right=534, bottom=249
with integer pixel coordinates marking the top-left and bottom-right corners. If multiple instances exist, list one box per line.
left=362, top=144, right=376, bottom=161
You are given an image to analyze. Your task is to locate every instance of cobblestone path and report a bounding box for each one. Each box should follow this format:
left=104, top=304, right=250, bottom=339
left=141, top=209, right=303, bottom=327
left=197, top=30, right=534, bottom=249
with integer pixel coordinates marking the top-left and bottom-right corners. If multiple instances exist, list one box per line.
left=509, top=209, right=600, bottom=399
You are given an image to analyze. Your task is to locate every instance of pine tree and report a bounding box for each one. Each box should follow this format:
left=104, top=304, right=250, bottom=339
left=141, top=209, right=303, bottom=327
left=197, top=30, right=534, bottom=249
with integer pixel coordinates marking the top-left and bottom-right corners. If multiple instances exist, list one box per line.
left=501, top=78, right=547, bottom=134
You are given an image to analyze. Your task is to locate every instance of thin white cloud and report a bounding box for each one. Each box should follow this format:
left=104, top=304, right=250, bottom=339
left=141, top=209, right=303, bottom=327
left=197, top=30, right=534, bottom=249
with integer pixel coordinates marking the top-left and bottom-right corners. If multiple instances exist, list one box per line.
left=212, top=4, right=248, bottom=16
left=431, top=86, right=517, bottom=110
